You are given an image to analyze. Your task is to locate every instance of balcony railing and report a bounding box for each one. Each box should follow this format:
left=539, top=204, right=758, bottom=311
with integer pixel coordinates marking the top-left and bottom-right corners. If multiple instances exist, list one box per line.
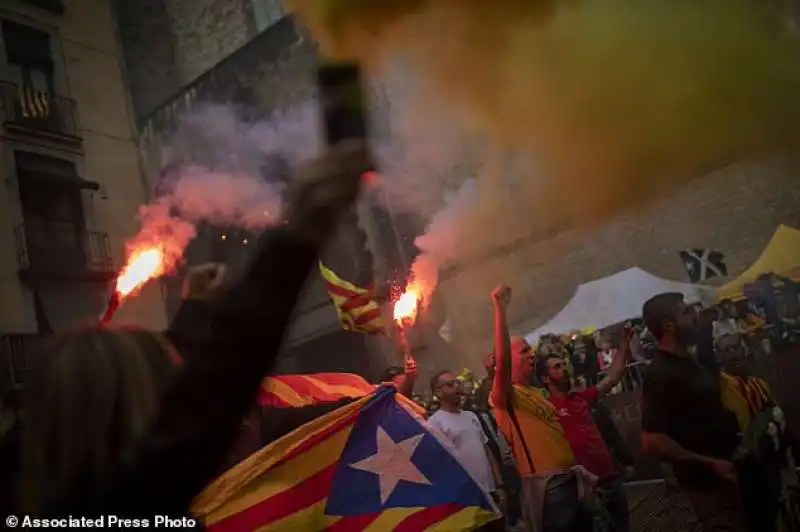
left=0, top=81, right=80, bottom=139
left=14, top=222, right=114, bottom=281
left=0, top=334, right=46, bottom=398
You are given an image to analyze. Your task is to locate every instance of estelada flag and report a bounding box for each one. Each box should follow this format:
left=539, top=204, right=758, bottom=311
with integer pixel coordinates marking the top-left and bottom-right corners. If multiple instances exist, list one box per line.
left=258, top=373, right=376, bottom=407
left=192, top=386, right=500, bottom=530
left=319, top=261, right=385, bottom=335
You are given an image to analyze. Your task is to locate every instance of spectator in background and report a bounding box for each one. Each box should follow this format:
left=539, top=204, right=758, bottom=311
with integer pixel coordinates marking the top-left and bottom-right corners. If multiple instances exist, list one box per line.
left=640, top=292, right=746, bottom=531
left=489, top=285, right=593, bottom=532
left=572, top=336, right=601, bottom=385
left=598, top=340, right=616, bottom=372
left=776, top=274, right=799, bottom=320
left=429, top=370, right=507, bottom=531
left=713, top=301, right=743, bottom=343
left=696, top=305, right=721, bottom=376
left=574, top=376, right=636, bottom=482
left=538, top=325, right=634, bottom=532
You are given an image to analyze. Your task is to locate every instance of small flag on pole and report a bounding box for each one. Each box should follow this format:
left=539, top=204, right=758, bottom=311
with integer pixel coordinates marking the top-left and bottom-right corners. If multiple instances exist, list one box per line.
left=679, top=248, right=728, bottom=283
left=319, top=261, right=385, bottom=334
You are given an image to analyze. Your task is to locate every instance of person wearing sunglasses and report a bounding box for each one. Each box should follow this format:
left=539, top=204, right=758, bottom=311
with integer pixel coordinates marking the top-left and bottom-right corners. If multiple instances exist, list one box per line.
left=428, top=370, right=507, bottom=530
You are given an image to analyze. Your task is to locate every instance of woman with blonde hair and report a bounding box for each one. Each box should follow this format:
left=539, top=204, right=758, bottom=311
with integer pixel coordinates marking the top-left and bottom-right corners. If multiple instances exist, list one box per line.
left=18, top=141, right=371, bottom=519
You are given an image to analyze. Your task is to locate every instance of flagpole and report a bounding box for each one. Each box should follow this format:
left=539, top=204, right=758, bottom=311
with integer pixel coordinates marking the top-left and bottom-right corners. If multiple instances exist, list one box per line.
left=98, top=290, right=121, bottom=325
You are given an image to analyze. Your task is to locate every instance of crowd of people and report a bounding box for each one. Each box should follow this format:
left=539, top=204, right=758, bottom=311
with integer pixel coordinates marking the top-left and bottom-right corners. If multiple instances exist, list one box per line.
left=2, top=140, right=799, bottom=532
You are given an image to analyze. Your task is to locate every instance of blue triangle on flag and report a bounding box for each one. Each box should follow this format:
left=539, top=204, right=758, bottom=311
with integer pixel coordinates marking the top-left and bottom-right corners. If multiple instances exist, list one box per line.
left=325, top=386, right=492, bottom=516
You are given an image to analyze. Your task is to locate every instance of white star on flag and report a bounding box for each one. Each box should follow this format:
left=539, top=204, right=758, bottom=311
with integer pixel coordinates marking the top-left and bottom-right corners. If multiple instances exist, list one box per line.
left=348, top=426, right=432, bottom=504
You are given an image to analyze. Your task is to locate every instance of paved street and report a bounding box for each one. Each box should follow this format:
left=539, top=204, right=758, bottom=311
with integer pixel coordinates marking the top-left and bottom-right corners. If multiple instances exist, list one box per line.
left=627, top=481, right=701, bottom=532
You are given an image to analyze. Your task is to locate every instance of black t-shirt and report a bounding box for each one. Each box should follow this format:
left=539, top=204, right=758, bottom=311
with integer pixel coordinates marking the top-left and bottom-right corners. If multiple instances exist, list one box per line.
left=641, top=350, right=740, bottom=487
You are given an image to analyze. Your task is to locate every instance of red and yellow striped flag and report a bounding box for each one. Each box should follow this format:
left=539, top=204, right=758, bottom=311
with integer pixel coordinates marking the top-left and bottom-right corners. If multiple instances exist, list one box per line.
left=193, top=387, right=499, bottom=531
left=319, top=261, right=385, bottom=334
left=258, top=373, right=376, bottom=407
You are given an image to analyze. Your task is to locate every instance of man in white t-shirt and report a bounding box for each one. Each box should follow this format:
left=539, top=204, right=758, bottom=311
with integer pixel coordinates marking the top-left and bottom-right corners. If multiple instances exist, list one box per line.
left=428, top=370, right=506, bottom=529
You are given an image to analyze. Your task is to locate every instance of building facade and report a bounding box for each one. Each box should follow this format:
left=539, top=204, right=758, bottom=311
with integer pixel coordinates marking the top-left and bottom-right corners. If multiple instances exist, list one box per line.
left=0, top=0, right=169, bottom=506
left=115, top=0, right=287, bottom=122
left=130, top=14, right=401, bottom=379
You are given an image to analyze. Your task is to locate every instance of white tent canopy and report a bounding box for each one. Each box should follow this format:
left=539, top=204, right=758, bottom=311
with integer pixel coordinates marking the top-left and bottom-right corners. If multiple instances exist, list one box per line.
left=525, top=267, right=716, bottom=344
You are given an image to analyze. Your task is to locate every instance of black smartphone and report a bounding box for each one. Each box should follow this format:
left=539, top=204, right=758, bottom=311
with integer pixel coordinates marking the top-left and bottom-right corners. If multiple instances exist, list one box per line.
left=317, top=62, right=368, bottom=145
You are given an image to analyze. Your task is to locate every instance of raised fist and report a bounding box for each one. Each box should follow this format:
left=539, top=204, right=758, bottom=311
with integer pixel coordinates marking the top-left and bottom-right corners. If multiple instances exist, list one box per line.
left=491, top=285, right=512, bottom=309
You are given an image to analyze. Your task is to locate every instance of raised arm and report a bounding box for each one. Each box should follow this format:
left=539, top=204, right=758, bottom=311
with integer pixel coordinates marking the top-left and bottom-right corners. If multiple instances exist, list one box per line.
left=395, top=354, right=418, bottom=398
left=96, top=142, right=371, bottom=517
left=596, top=324, right=634, bottom=394
left=163, top=263, right=226, bottom=362
left=490, top=285, right=513, bottom=409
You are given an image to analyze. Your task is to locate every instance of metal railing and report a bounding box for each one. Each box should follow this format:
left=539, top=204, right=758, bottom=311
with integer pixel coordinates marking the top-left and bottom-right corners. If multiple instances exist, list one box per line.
left=14, top=222, right=113, bottom=277
left=0, top=334, right=46, bottom=398
left=0, top=81, right=80, bottom=138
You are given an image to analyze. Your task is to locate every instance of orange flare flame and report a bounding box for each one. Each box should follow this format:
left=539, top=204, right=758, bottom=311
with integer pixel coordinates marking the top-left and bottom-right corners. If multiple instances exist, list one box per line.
left=393, top=279, right=422, bottom=327
left=115, top=246, right=165, bottom=297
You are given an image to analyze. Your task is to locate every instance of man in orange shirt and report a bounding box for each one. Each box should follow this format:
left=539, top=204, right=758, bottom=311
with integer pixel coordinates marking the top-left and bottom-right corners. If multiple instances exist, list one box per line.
left=489, top=285, right=594, bottom=532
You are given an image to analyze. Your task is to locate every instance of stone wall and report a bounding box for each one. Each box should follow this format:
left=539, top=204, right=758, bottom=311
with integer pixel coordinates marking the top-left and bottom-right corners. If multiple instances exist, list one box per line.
left=114, top=0, right=184, bottom=120
left=165, top=0, right=254, bottom=85
left=115, top=0, right=258, bottom=121
left=437, top=157, right=800, bottom=371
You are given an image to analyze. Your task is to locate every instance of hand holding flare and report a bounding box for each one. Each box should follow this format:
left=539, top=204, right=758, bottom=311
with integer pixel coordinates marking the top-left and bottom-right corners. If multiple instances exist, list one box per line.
left=99, top=246, right=166, bottom=325
left=392, top=278, right=424, bottom=365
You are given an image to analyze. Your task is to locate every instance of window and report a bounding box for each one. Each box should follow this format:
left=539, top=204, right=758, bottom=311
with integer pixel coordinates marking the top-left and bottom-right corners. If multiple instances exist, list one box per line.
left=251, top=0, right=286, bottom=32
left=15, top=152, right=87, bottom=269
left=2, top=20, right=54, bottom=92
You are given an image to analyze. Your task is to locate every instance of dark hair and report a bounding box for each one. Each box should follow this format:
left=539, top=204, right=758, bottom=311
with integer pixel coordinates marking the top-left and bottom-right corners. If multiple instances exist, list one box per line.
left=430, top=370, right=452, bottom=394
left=20, top=327, right=177, bottom=514
left=535, top=354, right=561, bottom=384
left=642, top=292, right=684, bottom=340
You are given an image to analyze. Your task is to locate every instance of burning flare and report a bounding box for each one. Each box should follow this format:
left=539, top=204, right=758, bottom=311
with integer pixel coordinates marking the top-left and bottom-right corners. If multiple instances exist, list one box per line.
left=393, top=278, right=422, bottom=327
left=116, top=246, right=166, bottom=297
left=98, top=245, right=166, bottom=325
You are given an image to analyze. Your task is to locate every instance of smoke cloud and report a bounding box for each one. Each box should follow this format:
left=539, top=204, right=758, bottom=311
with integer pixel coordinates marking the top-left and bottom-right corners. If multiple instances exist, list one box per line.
left=288, top=0, right=800, bottom=286
left=126, top=102, right=321, bottom=272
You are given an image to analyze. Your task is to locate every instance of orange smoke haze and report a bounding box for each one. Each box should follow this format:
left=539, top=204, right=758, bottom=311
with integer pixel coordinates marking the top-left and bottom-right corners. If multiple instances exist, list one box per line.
left=290, top=0, right=800, bottom=259
left=288, top=0, right=800, bottom=339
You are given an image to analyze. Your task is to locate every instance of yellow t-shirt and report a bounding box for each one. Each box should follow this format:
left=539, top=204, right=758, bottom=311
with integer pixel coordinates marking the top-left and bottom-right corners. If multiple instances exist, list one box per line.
left=491, top=385, right=576, bottom=475
left=719, top=373, right=772, bottom=432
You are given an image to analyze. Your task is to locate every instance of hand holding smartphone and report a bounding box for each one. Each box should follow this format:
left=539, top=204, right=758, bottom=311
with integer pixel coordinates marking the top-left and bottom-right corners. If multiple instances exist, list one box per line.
left=317, top=62, right=369, bottom=146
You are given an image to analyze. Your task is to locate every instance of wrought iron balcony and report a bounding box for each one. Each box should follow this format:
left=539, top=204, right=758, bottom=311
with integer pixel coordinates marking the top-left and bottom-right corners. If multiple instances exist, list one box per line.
left=0, top=333, right=46, bottom=398
left=0, top=81, right=80, bottom=139
left=14, top=222, right=114, bottom=282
